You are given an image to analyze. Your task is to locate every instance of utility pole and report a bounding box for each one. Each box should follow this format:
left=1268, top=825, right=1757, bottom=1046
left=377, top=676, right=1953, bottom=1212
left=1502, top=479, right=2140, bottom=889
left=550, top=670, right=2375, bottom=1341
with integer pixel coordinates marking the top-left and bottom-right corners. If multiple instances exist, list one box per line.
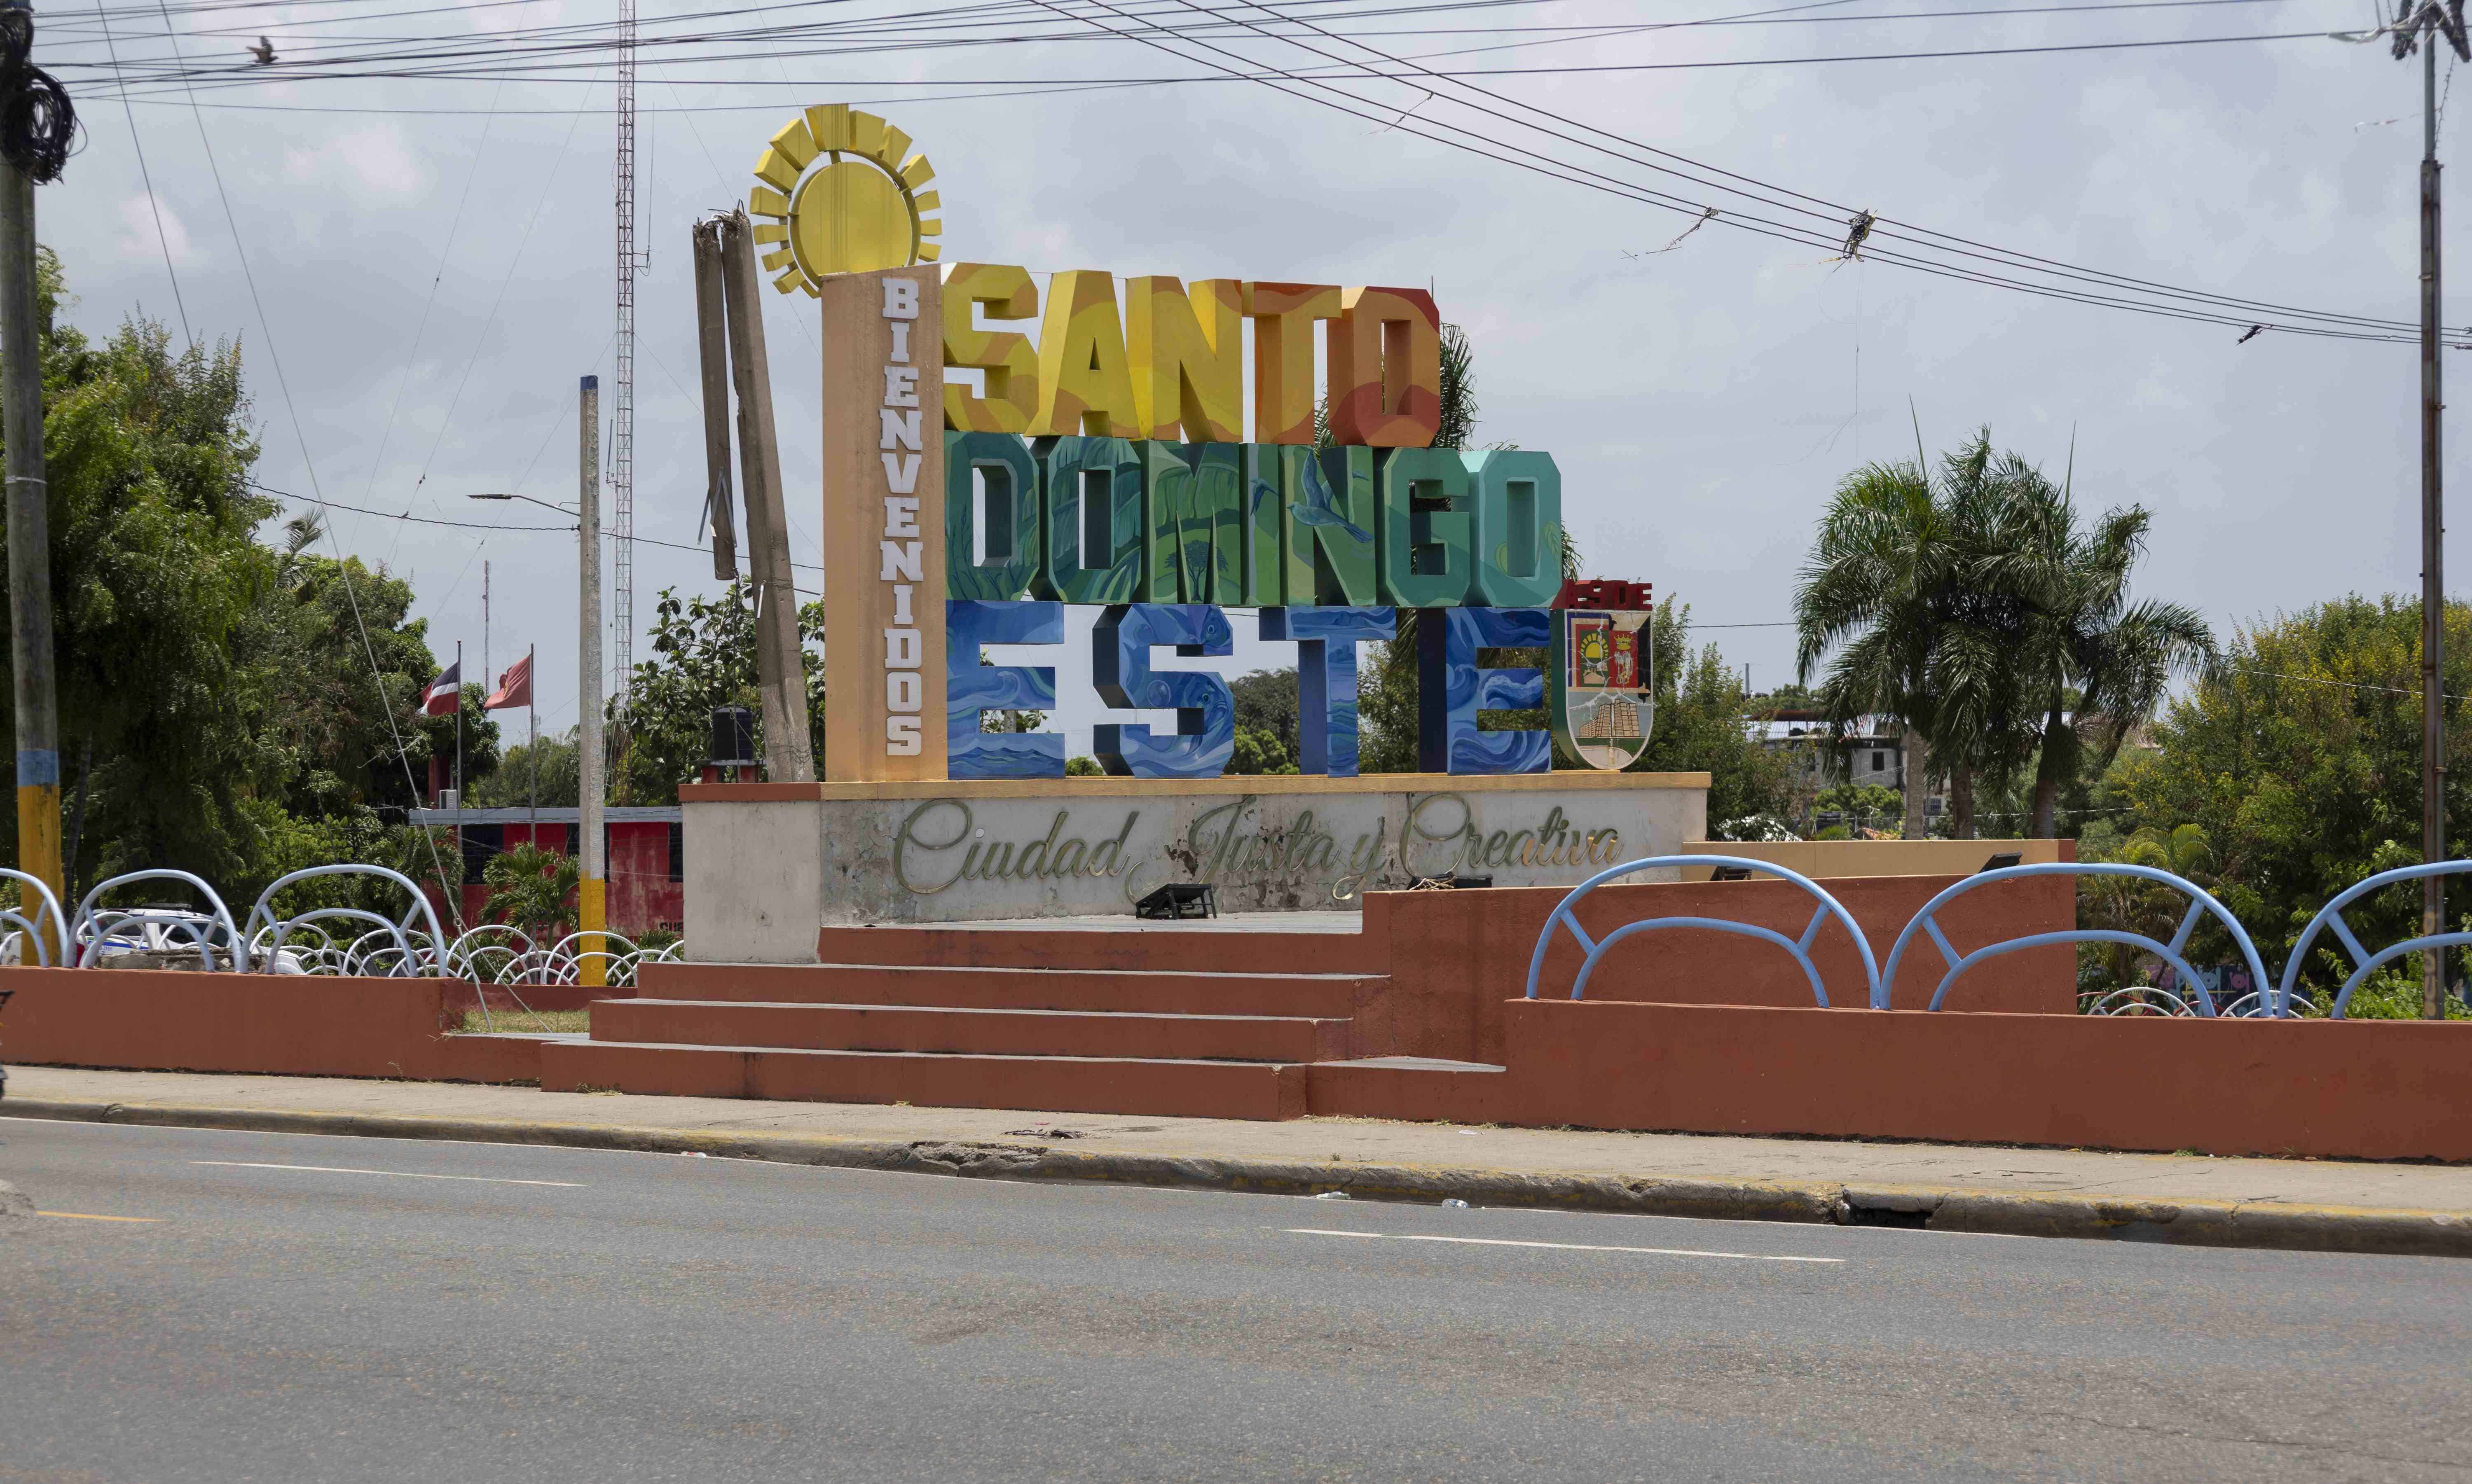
left=692, top=222, right=739, bottom=582
left=712, top=212, right=815, bottom=782
left=578, top=375, right=606, bottom=989
left=0, top=0, right=61, bottom=958
left=2398, top=0, right=2472, bottom=1018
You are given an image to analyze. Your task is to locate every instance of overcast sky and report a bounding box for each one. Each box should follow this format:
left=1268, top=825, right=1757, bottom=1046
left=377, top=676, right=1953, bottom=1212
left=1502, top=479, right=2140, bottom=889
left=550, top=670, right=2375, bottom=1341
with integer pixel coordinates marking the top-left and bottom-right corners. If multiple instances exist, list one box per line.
left=33, top=0, right=2463, bottom=757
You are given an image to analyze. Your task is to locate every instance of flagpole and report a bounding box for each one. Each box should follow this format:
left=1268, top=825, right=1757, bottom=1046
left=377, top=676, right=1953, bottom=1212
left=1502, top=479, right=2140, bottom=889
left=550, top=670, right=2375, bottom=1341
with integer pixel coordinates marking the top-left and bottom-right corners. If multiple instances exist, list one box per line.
left=453, top=638, right=464, bottom=933
left=527, top=643, right=537, bottom=844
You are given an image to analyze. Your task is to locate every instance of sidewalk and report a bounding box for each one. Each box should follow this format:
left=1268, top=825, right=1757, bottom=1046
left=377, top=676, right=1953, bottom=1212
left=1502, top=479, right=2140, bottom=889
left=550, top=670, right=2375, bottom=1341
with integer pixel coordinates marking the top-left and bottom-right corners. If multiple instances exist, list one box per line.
left=6, top=1066, right=2468, bottom=1257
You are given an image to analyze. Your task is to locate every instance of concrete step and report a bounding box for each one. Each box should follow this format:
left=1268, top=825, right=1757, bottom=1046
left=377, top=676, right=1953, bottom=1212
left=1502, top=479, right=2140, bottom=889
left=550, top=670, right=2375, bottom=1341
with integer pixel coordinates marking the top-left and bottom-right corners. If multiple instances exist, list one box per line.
left=538, top=1038, right=1309, bottom=1120
left=1308, top=1056, right=1510, bottom=1122
left=638, top=961, right=1369, bottom=1019
left=594, top=999, right=1351, bottom=1063
left=806, top=923, right=1388, bottom=975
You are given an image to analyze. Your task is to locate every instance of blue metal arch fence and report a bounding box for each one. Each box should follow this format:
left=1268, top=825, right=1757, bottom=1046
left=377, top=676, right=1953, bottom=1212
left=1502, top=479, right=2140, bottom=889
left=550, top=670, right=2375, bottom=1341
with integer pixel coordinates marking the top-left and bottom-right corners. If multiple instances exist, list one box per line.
left=1876, top=863, right=2271, bottom=1017
left=1525, top=855, right=1882, bottom=1009
left=2274, top=861, right=2472, bottom=1018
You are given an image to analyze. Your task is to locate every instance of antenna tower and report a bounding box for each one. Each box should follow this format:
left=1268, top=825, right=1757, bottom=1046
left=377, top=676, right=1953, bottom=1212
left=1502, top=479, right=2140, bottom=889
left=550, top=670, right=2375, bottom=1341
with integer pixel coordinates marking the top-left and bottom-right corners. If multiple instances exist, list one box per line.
left=611, top=0, right=637, bottom=692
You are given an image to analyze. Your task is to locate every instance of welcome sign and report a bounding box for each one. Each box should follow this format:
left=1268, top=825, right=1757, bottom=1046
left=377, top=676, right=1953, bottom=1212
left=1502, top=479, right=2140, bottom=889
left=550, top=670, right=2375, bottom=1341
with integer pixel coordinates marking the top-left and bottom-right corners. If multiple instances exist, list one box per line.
left=762, top=106, right=1653, bottom=785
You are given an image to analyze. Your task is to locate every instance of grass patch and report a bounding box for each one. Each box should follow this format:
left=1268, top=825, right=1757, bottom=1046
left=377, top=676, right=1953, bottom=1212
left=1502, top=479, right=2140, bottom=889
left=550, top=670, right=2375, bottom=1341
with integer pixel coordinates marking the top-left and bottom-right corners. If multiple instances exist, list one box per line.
left=456, top=1008, right=592, bottom=1035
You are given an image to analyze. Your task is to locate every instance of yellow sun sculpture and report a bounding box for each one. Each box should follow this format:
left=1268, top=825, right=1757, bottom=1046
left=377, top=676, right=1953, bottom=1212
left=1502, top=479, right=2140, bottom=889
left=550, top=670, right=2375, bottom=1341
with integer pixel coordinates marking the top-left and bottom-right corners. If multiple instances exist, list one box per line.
left=749, top=104, right=940, bottom=296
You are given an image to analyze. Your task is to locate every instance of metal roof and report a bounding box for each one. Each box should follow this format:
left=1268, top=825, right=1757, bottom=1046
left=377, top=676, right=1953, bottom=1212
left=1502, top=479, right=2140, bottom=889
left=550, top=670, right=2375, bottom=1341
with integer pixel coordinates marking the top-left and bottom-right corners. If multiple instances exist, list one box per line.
left=405, top=806, right=682, bottom=825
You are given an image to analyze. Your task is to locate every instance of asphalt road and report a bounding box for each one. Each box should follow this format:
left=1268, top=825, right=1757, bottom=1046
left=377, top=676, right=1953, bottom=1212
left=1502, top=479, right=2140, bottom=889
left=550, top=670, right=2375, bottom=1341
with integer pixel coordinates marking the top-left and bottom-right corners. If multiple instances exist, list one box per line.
left=2, top=1119, right=2467, bottom=1484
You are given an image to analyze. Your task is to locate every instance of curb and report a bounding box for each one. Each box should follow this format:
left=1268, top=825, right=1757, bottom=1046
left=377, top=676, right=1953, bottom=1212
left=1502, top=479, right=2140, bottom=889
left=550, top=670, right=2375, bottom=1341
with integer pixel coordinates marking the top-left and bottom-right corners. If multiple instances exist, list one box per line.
left=8, top=1096, right=2469, bottom=1259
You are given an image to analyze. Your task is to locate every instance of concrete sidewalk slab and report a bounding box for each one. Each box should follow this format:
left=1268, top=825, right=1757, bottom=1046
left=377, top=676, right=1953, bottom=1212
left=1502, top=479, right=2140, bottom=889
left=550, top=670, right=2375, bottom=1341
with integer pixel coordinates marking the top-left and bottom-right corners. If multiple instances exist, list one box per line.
left=5, top=1066, right=2468, bottom=1257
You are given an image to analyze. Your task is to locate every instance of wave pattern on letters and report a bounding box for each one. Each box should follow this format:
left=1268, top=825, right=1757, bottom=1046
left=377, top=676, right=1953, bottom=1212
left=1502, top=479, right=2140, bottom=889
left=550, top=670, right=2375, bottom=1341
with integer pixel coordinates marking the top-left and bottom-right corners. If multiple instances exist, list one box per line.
left=947, top=598, right=1065, bottom=778
left=1444, top=606, right=1551, bottom=774
left=1093, top=602, right=1235, bottom=778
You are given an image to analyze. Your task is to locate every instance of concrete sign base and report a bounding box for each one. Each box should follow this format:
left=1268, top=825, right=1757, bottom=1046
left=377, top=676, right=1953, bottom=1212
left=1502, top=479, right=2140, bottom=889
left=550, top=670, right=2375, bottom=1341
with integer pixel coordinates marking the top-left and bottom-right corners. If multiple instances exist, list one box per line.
left=681, top=772, right=1708, bottom=959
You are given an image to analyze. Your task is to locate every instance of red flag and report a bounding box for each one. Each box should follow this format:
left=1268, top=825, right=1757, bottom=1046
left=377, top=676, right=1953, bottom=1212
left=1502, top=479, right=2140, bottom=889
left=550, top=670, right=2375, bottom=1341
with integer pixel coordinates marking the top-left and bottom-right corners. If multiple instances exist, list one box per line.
left=422, top=662, right=461, bottom=717
left=485, top=653, right=533, bottom=711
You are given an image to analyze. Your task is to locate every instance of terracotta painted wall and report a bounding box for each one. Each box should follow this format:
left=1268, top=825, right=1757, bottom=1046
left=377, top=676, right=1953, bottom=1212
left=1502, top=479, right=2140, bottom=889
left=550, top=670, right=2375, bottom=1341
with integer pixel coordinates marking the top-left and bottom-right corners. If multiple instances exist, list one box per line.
left=1351, top=871, right=2074, bottom=1065
left=0, top=968, right=539, bottom=1084
left=1480, top=1000, right=2472, bottom=1161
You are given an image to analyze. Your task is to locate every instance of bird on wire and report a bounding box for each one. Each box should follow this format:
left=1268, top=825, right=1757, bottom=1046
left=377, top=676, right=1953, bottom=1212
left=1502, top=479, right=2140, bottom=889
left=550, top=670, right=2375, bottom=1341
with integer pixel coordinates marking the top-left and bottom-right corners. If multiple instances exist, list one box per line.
left=248, top=36, right=276, bottom=65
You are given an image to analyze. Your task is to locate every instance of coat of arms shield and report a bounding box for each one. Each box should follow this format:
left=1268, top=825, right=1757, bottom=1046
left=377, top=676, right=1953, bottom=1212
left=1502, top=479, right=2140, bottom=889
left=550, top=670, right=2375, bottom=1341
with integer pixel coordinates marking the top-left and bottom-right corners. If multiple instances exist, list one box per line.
left=1550, top=582, right=1655, bottom=771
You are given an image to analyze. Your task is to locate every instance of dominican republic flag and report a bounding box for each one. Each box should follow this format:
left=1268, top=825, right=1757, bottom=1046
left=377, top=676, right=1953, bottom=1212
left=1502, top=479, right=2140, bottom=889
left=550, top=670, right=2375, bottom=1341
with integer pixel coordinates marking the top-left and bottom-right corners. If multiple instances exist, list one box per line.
left=485, top=653, right=532, bottom=711
left=422, top=663, right=461, bottom=716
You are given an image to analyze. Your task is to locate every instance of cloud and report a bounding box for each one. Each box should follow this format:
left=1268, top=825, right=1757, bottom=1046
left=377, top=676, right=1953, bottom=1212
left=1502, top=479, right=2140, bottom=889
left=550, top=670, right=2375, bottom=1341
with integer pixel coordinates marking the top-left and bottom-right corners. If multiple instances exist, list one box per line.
left=114, top=194, right=192, bottom=267
left=44, top=0, right=2472, bottom=716
left=281, top=124, right=428, bottom=203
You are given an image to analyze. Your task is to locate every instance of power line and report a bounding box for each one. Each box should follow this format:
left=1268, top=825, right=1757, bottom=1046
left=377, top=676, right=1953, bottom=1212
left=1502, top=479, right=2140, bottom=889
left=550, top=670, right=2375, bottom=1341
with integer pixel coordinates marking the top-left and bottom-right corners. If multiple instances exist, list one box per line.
left=355, top=5, right=526, bottom=559
left=2231, top=664, right=2472, bottom=701
left=1017, top=0, right=2440, bottom=340
left=93, top=0, right=187, bottom=345
left=1200, top=0, right=2445, bottom=337
left=259, top=483, right=827, bottom=577
left=253, top=484, right=571, bottom=530
left=152, top=0, right=467, bottom=926
left=70, top=28, right=2357, bottom=90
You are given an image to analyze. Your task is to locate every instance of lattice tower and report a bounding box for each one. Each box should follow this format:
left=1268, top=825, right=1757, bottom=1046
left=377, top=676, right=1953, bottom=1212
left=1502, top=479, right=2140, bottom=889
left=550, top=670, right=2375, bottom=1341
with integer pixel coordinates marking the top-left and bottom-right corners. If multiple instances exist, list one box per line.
left=611, top=0, right=637, bottom=691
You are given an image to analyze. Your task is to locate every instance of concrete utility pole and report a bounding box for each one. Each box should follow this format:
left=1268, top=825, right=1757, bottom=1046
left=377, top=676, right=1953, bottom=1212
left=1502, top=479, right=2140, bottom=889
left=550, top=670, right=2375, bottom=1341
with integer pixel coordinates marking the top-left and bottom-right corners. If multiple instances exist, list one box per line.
left=2398, top=0, right=2472, bottom=1018
left=712, top=212, right=815, bottom=783
left=691, top=222, right=739, bottom=582
left=0, top=0, right=59, bottom=955
left=578, top=374, right=606, bottom=989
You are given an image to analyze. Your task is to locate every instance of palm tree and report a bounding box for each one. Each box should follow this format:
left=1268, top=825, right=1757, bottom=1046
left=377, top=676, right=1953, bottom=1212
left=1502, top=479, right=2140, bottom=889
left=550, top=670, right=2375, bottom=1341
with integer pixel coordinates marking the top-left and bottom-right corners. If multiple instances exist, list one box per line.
left=1976, top=461, right=2214, bottom=837
left=1792, top=458, right=1956, bottom=838
left=1918, top=436, right=2042, bottom=838
left=2081, top=823, right=2216, bottom=994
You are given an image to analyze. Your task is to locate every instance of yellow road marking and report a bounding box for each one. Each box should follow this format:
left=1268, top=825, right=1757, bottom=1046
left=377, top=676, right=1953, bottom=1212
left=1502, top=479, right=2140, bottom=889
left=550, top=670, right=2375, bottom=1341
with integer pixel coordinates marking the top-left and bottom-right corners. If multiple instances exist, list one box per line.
left=37, top=1211, right=163, bottom=1222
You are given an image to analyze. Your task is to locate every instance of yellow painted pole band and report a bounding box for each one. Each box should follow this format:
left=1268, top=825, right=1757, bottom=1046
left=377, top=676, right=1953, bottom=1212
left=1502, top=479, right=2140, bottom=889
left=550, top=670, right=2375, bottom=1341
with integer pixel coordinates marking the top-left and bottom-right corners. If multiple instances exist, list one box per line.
left=16, top=777, right=60, bottom=961
left=579, top=875, right=607, bottom=988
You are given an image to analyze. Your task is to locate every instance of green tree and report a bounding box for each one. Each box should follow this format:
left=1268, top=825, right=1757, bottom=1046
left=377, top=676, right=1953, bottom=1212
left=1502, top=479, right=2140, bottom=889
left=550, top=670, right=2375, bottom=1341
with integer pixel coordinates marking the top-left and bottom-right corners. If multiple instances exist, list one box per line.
left=1793, top=456, right=1955, bottom=839
left=0, top=255, right=469, bottom=913
left=1434, top=322, right=1477, bottom=453
left=1229, top=668, right=1302, bottom=761
left=2109, top=596, right=2472, bottom=1003
left=481, top=841, right=580, bottom=941
left=1629, top=603, right=1795, bottom=834
left=1798, top=430, right=2210, bottom=840
left=1358, top=644, right=1419, bottom=774
left=2, top=256, right=448, bottom=903
left=473, top=728, right=580, bottom=808
left=615, top=582, right=826, bottom=805
left=1228, top=728, right=1299, bottom=775
left=1978, top=463, right=2213, bottom=837
left=2078, top=822, right=2217, bottom=994
left=1813, top=783, right=1906, bottom=836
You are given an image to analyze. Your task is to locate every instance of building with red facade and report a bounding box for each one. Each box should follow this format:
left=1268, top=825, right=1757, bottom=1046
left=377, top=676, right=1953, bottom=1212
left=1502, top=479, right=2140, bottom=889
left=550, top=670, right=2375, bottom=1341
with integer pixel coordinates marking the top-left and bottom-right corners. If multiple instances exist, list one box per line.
left=406, top=806, right=686, bottom=942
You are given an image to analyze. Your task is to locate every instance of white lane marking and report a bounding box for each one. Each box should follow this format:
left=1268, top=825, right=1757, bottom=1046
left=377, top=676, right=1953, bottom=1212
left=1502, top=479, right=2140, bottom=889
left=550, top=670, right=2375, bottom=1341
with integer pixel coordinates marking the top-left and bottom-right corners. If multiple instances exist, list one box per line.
left=1283, top=1228, right=1844, bottom=1264
left=191, top=1161, right=583, bottom=1188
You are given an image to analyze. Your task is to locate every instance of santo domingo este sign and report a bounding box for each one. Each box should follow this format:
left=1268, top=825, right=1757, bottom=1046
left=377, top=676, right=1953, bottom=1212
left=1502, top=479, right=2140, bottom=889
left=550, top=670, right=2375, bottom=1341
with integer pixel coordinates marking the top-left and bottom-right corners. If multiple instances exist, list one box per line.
left=681, top=105, right=1698, bottom=939
left=761, top=104, right=1658, bottom=789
